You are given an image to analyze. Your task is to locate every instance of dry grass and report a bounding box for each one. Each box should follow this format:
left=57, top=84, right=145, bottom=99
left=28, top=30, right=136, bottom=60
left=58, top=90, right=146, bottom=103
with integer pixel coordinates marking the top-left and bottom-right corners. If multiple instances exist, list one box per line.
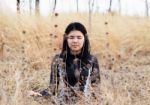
left=0, top=11, right=150, bottom=105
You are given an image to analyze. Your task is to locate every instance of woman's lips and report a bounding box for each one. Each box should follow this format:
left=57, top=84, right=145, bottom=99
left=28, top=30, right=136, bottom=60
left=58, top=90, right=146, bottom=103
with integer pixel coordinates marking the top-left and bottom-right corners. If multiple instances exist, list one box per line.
left=72, top=45, right=78, bottom=47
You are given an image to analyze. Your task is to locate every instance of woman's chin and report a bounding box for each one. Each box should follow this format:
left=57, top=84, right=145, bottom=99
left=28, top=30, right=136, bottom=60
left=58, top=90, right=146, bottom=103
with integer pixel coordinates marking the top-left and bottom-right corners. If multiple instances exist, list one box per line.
left=72, top=49, right=80, bottom=52
left=70, top=49, right=81, bottom=55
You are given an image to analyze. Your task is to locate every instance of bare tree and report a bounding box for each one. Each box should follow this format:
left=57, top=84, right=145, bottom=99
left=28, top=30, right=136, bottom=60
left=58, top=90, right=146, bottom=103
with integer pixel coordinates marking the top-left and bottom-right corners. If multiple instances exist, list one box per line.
left=118, top=0, right=121, bottom=14
left=76, top=0, right=79, bottom=12
left=88, top=0, right=95, bottom=32
left=145, top=0, right=149, bottom=17
left=35, top=0, right=40, bottom=14
left=53, top=0, right=57, bottom=13
left=29, top=0, right=32, bottom=14
left=108, top=0, right=112, bottom=12
left=17, top=0, right=20, bottom=13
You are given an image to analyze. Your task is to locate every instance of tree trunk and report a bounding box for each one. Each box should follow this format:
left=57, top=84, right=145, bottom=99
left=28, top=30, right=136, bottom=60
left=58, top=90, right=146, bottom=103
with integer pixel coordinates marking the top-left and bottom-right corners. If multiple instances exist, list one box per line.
left=76, top=0, right=79, bottom=12
left=145, top=0, right=149, bottom=17
left=17, top=0, right=20, bottom=13
left=118, top=0, right=121, bottom=14
left=53, top=0, right=57, bottom=13
left=108, top=0, right=112, bottom=12
left=88, top=0, right=95, bottom=33
left=29, top=0, right=32, bottom=14
left=35, top=0, right=40, bottom=15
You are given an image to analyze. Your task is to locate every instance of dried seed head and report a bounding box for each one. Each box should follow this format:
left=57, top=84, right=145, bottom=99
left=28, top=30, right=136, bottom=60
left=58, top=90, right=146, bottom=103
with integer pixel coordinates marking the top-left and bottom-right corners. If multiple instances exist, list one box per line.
left=49, top=43, right=52, bottom=46
left=22, top=50, right=25, bottom=53
left=133, top=54, right=136, bottom=57
left=106, top=43, right=110, bottom=47
left=104, top=22, right=108, bottom=25
left=54, top=13, right=59, bottom=17
left=22, top=30, right=26, bottom=34
left=54, top=35, right=58, bottom=38
left=36, top=36, right=39, bottom=40
left=103, top=55, right=106, bottom=59
left=54, top=48, right=57, bottom=51
left=47, top=56, right=50, bottom=59
left=22, top=57, right=25, bottom=60
left=49, top=33, right=53, bottom=37
left=54, top=24, right=58, bottom=28
left=108, top=54, right=111, bottom=58
left=117, top=54, right=121, bottom=59
left=108, top=65, right=112, bottom=70
left=120, top=66, right=122, bottom=69
left=106, top=32, right=109, bottom=35
left=112, top=58, right=115, bottom=61
left=22, top=40, right=25, bottom=43
left=21, top=46, right=24, bottom=49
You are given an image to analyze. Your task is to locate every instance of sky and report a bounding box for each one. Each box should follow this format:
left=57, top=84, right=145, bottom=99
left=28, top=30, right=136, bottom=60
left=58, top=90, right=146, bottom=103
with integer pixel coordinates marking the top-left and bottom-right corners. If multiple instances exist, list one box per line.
left=0, top=0, right=150, bottom=17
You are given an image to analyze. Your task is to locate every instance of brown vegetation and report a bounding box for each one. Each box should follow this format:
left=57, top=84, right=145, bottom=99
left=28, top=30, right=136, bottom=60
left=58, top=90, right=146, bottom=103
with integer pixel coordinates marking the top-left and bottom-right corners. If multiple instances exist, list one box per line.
left=0, top=12, right=150, bottom=105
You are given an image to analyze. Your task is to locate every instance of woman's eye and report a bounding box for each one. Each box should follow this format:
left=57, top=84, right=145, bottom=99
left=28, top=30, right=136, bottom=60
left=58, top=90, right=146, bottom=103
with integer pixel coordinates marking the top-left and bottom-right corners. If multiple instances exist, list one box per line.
left=77, top=37, right=82, bottom=39
left=68, top=36, right=74, bottom=39
left=68, top=36, right=83, bottom=39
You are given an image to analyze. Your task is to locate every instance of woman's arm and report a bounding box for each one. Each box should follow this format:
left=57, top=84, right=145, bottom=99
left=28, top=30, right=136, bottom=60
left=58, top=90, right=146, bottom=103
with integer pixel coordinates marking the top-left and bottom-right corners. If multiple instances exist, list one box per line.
left=40, top=55, right=60, bottom=96
left=91, top=56, right=100, bottom=84
left=49, top=55, right=60, bottom=95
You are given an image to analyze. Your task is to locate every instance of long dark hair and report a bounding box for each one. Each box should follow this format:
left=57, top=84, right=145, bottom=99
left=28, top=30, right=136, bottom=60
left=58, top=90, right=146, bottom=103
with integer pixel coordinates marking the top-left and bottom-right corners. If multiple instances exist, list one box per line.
left=60, top=22, right=91, bottom=61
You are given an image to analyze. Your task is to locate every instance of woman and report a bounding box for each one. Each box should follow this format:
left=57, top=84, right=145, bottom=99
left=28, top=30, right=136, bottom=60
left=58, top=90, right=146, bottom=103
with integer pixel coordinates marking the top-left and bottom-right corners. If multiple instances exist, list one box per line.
left=29, top=22, right=100, bottom=104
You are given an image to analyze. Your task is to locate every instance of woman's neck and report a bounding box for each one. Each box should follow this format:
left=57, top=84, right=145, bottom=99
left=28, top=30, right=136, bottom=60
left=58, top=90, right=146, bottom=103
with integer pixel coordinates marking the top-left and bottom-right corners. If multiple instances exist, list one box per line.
left=70, top=50, right=81, bottom=56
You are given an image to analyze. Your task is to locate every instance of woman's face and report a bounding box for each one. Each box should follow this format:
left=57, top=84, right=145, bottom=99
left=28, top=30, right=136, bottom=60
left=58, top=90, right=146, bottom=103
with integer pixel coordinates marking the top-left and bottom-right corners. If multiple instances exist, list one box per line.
left=67, top=30, right=85, bottom=53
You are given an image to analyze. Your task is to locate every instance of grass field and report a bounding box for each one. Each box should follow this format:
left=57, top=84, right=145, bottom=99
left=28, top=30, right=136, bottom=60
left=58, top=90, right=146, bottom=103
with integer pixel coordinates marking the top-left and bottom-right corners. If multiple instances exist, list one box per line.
left=0, top=12, right=150, bottom=105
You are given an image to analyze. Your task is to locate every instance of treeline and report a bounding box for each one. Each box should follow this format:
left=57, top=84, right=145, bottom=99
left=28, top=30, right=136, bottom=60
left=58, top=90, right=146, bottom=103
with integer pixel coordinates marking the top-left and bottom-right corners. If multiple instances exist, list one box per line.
left=16, top=0, right=149, bottom=17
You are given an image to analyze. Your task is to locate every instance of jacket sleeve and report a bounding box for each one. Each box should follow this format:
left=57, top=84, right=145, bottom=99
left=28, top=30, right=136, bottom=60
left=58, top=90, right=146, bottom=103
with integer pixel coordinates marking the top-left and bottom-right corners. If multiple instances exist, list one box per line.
left=49, top=55, right=60, bottom=95
left=91, top=56, right=100, bottom=84
left=40, top=55, right=59, bottom=96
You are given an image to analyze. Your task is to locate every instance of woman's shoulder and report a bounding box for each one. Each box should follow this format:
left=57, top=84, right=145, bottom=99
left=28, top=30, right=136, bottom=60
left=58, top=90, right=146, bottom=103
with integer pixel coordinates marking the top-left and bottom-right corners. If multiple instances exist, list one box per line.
left=51, top=54, right=60, bottom=62
left=51, top=54, right=61, bottom=67
left=89, top=54, right=98, bottom=61
left=52, top=53, right=66, bottom=62
left=85, top=54, right=99, bottom=65
left=53, top=54, right=60, bottom=58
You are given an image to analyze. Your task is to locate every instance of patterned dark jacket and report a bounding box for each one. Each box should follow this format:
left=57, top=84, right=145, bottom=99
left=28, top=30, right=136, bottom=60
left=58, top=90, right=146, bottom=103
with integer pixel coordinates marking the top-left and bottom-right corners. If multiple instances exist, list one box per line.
left=40, top=53, right=100, bottom=101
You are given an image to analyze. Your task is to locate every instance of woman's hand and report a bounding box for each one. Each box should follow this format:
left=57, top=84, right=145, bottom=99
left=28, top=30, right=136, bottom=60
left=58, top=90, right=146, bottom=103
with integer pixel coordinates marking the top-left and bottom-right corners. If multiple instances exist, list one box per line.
left=28, top=90, right=42, bottom=97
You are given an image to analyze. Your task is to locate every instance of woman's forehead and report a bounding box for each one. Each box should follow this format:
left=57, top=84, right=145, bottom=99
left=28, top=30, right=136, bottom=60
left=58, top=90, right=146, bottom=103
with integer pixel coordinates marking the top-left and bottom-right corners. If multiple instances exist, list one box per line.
left=68, top=30, right=84, bottom=36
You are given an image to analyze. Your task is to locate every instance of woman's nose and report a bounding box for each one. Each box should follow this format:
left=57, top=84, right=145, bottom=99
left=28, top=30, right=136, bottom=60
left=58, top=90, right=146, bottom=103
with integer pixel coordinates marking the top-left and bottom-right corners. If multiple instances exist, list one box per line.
left=72, top=37, right=78, bottom=42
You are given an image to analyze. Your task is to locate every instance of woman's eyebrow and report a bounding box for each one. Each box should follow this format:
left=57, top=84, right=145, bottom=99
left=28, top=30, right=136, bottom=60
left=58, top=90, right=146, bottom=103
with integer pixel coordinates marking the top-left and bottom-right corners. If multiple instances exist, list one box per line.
left=68, top=35, right=82, bottom=37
